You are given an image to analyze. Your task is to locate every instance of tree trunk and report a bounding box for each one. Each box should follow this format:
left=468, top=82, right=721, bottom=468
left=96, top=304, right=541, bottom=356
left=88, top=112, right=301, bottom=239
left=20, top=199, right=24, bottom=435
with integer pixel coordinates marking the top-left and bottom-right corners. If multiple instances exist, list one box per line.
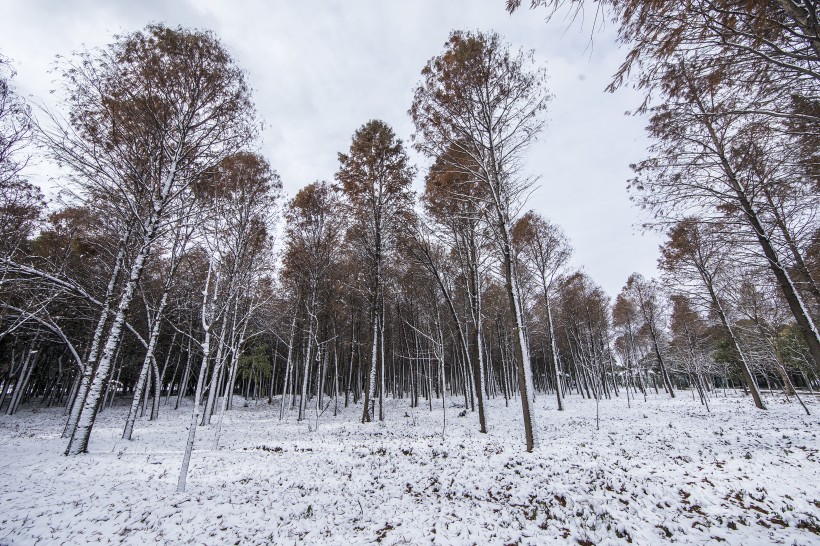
left=702, top=271, right=766, bottom=410
left=502, top=241, right=537, bottom=452
left=545, top=294, right=563, bottom=411
left=66, top=211, right=161, bottom=455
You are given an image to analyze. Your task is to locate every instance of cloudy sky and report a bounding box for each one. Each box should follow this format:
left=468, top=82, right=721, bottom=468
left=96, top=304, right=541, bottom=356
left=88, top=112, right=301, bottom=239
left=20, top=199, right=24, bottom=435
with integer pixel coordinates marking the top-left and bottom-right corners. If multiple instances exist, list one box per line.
left=0, top=0, right=662, bottom=297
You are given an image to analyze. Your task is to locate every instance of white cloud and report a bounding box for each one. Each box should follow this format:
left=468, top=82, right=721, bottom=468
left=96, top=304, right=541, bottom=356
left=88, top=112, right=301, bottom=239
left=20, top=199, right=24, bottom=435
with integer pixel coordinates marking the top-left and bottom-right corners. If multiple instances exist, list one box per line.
left=0, top=0, right=662, bottom=297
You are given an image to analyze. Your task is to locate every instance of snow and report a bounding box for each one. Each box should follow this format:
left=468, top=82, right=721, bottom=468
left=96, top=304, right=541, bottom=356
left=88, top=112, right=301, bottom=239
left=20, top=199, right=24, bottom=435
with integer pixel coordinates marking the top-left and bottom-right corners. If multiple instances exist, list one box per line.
left=1, top=391, right=819, bottom=545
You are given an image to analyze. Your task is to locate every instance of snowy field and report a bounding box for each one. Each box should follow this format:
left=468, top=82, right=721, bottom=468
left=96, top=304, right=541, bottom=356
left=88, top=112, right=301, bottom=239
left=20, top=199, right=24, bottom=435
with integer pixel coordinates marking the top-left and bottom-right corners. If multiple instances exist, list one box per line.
left=0, top=391, right=819, bottom=545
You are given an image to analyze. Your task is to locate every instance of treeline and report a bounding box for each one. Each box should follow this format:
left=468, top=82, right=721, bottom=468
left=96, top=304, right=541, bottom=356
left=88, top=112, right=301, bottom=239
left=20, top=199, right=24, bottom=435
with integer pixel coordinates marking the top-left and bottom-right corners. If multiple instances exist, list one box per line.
left=0, top=0, right=818, bottom=480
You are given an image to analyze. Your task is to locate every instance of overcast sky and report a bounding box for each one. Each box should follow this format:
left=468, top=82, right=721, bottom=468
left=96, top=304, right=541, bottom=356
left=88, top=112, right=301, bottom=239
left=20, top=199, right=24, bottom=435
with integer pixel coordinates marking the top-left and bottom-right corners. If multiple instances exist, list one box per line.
left=0, top=0, right=662, bottom=297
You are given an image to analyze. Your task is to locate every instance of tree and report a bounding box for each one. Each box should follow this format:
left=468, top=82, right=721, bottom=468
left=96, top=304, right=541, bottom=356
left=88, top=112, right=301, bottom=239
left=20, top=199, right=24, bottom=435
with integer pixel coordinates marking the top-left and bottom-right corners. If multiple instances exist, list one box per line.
left=508, top=0, right=820, bottom=372
left=555, top=272, right=614, bottom=427
left=507, top=1, right=820, bottom=102
left=629, top=61, right=820, bottom=375
left=335, top=120, right=414, bottom=423
left=612, top=291, right=646, bottom=405
left=283, top=181, right=345, bottom=421
left=668, top=295, right=712, bottom=410
left=177, top=152, right=279, bottom=491
left=0, top=53, right=31, bottom=188
left=660, top=219, right=766, bottom=409
left=411, top=30, right=550, bottom=452
left=733, top=276, right=810, bottom=413
left=421, top=145, right=491, bottom=432
left=513, top=211, right=572, bottom=410
left=0, top=54, right=41, bottom=259
left=121, top=217, right=193, bottom=441
left=622, top=273, right=676, bottom=399
left=41, top=24, right=259, bottom=455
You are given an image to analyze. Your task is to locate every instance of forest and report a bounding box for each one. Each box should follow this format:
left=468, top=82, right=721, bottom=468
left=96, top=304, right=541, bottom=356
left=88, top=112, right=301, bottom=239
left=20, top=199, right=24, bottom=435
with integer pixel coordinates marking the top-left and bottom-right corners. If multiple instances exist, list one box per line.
left=0, top=1, right=819, bottom=544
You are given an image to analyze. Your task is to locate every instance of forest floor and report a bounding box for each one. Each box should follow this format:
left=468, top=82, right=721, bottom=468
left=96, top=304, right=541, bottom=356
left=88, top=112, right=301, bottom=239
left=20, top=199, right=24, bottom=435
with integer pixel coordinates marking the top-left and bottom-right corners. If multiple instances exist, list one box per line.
left=0, top=390, right=819, bottom=545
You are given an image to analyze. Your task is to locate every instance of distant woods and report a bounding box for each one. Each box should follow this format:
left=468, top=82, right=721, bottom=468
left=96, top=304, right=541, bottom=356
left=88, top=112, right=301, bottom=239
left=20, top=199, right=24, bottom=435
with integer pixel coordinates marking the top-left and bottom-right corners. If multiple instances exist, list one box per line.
left=0, top=6, right=818, bottom=480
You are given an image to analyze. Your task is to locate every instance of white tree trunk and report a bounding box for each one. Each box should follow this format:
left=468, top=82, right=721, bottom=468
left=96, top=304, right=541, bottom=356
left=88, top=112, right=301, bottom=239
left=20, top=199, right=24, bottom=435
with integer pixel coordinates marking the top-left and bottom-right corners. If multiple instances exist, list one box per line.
left=63, top=239, right=127, bottom=438
left=66, top=217, right=160, bottom=455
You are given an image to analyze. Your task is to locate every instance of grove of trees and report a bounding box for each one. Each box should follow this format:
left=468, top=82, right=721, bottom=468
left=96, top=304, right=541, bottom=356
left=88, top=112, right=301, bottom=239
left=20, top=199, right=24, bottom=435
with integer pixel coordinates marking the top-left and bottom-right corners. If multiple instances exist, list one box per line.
left=0, top=1, right=818, bottom=491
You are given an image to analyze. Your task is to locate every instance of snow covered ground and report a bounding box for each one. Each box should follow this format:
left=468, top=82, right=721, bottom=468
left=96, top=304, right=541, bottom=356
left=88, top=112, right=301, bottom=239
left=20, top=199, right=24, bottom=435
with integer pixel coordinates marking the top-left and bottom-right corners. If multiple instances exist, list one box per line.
left=0, top=390, right=818, bottom=545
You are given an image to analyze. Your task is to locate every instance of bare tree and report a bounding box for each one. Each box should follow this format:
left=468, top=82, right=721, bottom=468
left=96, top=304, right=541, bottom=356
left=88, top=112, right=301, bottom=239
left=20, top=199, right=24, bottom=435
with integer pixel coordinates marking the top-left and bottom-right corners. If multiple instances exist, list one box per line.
left=421, top=146, right=492, bottom=431
left=282, top=181, right=344, bottom=421
left=0, top=54, right=41, bottom=260
left=508, top=0, right=820, bottom=371
left=622, top=274, right=676, bottom=399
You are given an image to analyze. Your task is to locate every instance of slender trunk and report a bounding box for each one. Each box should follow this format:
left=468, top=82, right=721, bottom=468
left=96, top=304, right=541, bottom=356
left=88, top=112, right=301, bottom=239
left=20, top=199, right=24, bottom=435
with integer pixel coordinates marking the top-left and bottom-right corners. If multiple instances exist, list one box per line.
left=362, top=304, right=378, bottom=423
left=648, top=323, right=675, bottom=399
left=178, top=261, right=215, bottom=493
left=468, top=253, right=488, bottom=431
left=66, top=209, right=162, bottom=455
left=299, top=292, right=318, bottom=421
left=7, top=344, right=35, bottom=415
left=123, top=295, right=171, bottom=439
left=502, top=240, right=537, bottom=452
left=175, top=337, right=194, bottom=410
left=202, top=316, right=228, bottom=425
left=213, top=310, right=249, bottom=450
left=166, top=347, right=182, bottom=406
left=280, top=316, right=297, bottom=420
left=152, top=336, right=174, bottom=419
left=545, top=294, right=563, bottom=411
left=177, top=329, right=210, bottom=493
left=379, top=305, right=385, bottom=421
left=63, top=237, right=128, bottom=438
left=702, top=270, right=766, bottom=410
left=334, top=345, right=339, bottom=416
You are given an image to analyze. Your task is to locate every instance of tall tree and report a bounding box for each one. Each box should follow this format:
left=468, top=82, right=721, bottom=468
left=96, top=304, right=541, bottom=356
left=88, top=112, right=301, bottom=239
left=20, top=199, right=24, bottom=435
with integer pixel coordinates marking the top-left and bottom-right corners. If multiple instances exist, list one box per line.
left=629, top=62, right=820, bottom=374
left=282, top=181, right=344, bottom=421
left=422, top=146, right=491, bottom=432
left=335, top=120, right=414, bottom=423
left=411, top=30, right=551, bottom=451
left=178, top=153, right=279, bottom=491
left=42, top=24, right=259, bottom=455
left=622, top=274, right=676, bottom=399
left=513, top=211, right=572, bottom=410
left=612, top=291, right=647, bottom=404
left=660, top=219, right=767, bottom=409
left=668, top=295, right=712, bottom=410
left=509, top=0, right=820, bottom=371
